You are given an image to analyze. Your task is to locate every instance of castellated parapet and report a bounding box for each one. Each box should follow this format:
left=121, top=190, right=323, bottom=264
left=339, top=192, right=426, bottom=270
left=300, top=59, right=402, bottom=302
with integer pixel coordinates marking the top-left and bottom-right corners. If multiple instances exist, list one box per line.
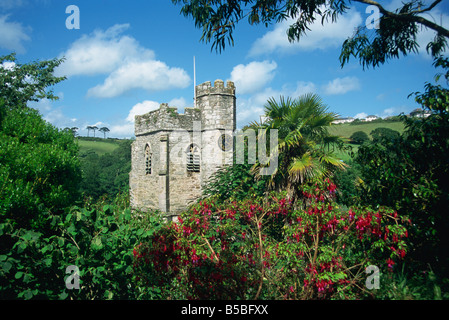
left=129, top=80, right=236, bottom=219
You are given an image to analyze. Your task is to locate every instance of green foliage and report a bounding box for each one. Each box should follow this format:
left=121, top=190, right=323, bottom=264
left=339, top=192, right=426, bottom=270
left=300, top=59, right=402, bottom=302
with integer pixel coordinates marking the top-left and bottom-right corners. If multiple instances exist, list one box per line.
left=0, top=193, right=164, bottom=299
left=0, top=55, right=81, bottom=230
left=1, top=53, right=65, bottom=107
left=333, top=160, right=362, bottom=207
left=78, top=139, right=132, bottom=200
left=354, top=76, right=449, bottom=277
left=250, top=94, right=346, bottom=197
left=370, top=127, right=400, bottom=143
left=203, top=163, right=269, bottom=203
left=349, top=131, right=369, bottom=144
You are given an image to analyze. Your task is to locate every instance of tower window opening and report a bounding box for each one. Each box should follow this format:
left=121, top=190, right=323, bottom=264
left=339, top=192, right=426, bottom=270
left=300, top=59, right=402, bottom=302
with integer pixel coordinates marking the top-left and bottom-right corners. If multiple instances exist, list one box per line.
left=187, top=144, right=200, bottom=172
left=145, top=144, right=152, bottom=175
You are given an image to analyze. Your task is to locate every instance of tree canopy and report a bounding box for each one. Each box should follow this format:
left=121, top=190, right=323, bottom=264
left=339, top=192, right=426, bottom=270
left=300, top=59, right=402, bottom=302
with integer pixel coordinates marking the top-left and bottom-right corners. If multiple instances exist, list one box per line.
left=172, top=0, right=448, bottom=68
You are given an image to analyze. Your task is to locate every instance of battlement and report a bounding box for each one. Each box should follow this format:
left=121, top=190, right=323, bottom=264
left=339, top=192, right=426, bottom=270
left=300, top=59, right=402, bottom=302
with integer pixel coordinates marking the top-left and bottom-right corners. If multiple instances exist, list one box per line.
left=134, top=103, right=201, bottom=136
left=196, top=79, right=235, bottom=98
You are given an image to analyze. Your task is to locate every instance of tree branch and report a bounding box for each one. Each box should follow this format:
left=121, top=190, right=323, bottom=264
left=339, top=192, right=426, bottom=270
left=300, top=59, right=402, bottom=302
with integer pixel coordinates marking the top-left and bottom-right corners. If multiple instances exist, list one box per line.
left=353, top=0, right=449, bottom=38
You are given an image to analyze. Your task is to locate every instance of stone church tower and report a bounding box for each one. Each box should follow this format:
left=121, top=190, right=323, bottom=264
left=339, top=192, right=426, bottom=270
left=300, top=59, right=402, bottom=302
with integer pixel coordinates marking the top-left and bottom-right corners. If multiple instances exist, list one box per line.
left=129, top=79, right=236, bottom=219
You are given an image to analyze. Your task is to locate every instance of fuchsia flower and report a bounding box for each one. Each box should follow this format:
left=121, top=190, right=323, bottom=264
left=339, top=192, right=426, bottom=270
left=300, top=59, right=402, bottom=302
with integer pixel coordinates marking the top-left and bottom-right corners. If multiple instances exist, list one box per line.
left=386, top=258, right=395, bottom=269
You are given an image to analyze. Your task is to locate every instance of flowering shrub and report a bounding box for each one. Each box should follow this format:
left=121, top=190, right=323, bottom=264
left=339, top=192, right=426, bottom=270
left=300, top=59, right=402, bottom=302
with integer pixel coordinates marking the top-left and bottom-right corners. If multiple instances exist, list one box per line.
left=133, top=179, right=411, bottom=299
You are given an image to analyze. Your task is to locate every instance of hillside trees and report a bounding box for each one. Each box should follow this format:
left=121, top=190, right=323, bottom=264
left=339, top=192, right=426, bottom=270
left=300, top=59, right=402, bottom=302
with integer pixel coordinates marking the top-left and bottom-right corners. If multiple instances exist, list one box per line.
left=370, top=127, right=400, bottom=143
left=99, top=127, right=110, bottom=138
left=78, top=139, right=132, bottom=200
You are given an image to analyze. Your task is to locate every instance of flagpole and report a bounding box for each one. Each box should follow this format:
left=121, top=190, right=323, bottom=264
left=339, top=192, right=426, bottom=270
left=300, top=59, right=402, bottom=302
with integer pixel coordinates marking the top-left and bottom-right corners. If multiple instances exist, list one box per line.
left=193, top=56, right=196, bottom=108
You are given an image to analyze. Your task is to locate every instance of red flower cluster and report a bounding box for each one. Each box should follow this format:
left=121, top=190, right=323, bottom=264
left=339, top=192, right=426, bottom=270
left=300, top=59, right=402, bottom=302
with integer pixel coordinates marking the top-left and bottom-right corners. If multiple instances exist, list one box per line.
left=132, top=178, right=411, bottom=300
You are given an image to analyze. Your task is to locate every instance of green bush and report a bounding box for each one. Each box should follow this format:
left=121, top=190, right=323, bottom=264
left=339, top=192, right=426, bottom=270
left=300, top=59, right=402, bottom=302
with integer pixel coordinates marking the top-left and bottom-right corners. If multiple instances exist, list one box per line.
left=370, top=127, right=400, bottom=143
left=0, top=193, right=164, bottom=299
left=354, top=81, right=449, bottom=278
left=349, top=131, right=369, bottom=144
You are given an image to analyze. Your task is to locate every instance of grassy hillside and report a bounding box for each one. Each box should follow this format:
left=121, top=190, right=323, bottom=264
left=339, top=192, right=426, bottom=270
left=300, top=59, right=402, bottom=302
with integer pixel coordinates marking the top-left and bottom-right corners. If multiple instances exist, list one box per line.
left=328, top=121, right=405, bottom=139
left=77, top=137, right=121, bottom=156
left=328, top=121, right=405, bottom=162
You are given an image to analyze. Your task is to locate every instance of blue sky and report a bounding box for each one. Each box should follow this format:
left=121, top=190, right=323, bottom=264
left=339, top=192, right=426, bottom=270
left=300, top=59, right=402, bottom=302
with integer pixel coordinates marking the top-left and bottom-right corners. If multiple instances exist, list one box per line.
left=1, top=0, right=448, bottom=138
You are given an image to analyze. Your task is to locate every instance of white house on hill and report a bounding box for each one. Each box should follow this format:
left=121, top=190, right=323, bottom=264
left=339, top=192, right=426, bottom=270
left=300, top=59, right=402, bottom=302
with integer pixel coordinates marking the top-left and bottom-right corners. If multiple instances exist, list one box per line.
left=365, top=115, right=379, bottom=122
left=332, top=117, right=355, bottom=124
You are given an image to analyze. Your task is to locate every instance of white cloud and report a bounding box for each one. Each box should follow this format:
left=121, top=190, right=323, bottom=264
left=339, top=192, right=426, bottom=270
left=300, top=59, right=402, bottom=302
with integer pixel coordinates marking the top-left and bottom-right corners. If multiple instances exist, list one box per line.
left=56, top=23, right=190, bottom=98
left=380, top=105, right=414, bottom=118
left=382, top=108, right=395, bottom=117
left=249, top=10, right=362, bottom=56
left=87, top=60, right=190, bottom=98
left=0, top=15, right=30, bottom=53
left=323, top=76, right=360, bottom=95
left=109, top=100, right=162, bottom=138
left=229, top=60, right=277, bottom=94
left=354, top=112, right=368, bottom=119
left=126, top=100, right=160, bottom=122
left=0, top=0, right=26, bottom=9
left=30, top=98, right=52, bottom=113
left=1, top=60, right=15, bottom=70
left=109, top=122, right=135, bottom=138
left=56, top=24, right=155, bottom=77
left=168, top=97, right=189, bottom=110
left=236, top=81, right=317, bottom=127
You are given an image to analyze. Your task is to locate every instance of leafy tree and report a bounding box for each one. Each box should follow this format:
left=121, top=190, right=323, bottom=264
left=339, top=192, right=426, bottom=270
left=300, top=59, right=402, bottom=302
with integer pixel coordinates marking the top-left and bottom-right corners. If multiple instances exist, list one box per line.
left=370, top=127, right=400, bottom=143
left=250, top=94, right=346, bottom=200
left=171, top=0, right=448, bottom=67
left=333, top=159, right=362, bottom=206
left=0, top=192, right=164, bottom=299
left=0, top=53, right=65, bottom=108
left=350, top=130, right=369, bottom=144
left=0, top=54, right=85, bottom=299
left=354, top=65, right=449, bottom=277
left=0, top=54, right=80, bottom=230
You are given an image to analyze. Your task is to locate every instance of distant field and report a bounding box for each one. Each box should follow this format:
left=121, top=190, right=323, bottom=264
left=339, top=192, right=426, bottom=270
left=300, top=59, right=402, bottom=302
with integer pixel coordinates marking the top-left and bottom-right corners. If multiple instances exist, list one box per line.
left=328, top=121, right=405, bottom=162
left=328, top=121, right=405, bottom=139
left=77, top=139, right=120, bottom=156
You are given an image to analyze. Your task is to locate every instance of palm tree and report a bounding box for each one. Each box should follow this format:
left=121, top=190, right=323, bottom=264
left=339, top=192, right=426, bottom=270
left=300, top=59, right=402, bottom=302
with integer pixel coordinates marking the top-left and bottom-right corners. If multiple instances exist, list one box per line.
left=99, top=127, right=110, bottom=139
left=250, top=94, right=346, bottom=198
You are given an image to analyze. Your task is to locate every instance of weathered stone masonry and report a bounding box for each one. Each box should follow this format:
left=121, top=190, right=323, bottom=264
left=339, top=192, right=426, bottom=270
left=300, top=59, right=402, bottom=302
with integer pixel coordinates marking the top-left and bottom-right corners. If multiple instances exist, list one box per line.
left=129, top=80, right=236, bottom=219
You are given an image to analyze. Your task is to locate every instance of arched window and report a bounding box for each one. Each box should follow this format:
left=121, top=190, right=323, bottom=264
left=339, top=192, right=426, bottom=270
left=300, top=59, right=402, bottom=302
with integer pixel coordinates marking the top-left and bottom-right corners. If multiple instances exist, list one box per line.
left=145, top=144, right=152, bottom=175
left=187, top=144, right=200, bottom=172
